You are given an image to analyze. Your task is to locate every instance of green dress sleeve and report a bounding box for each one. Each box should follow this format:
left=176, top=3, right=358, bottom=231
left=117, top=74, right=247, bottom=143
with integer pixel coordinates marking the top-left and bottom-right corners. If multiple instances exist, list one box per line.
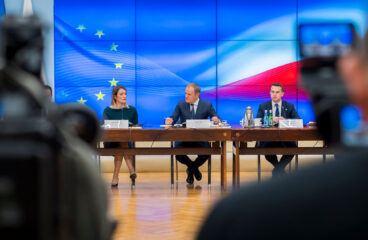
left=131, top=108, right=138, bottom=124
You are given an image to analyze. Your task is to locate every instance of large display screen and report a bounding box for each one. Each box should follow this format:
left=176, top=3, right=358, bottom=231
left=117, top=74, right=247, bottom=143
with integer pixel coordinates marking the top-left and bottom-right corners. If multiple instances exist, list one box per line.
left=54, top=0, right=367, bottom=124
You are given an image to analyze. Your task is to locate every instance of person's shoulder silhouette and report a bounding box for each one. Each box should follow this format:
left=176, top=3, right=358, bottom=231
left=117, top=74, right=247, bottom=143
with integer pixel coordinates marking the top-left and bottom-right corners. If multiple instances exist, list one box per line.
left=197, top=148, right=368, bottom=240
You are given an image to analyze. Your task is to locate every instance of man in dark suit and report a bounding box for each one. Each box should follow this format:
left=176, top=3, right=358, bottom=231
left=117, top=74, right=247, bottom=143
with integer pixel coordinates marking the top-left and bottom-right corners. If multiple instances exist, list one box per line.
left=165, top=83, right=220, bottom=184
left=256, top=82, right=300, bottom=175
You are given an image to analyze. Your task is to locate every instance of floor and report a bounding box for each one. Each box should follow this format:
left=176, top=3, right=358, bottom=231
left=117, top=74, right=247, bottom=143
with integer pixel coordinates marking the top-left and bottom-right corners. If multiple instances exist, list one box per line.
left=104, top=171, right=272, bottom=240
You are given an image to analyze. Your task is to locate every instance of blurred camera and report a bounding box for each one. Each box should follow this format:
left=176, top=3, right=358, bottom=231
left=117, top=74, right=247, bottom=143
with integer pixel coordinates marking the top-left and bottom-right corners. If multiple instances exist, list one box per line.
left=299, top=23, right=357, bottom=102
left=299, top=23, right=355, bottom=58
left=0, top=16, right=113, bottom=239
left=298, top=23, right=357, bottom=104
left=0, top=15, right=43, bottom=79
left=298, top=22, right=364, bottom=146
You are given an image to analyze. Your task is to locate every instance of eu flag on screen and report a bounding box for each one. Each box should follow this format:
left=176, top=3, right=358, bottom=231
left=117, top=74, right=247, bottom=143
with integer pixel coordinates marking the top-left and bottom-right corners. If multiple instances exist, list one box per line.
left=54, top=0, right=136, bottom=120
left=54, top=0, right=367, bottom=124
left=0, top=0, right=5, bottom=16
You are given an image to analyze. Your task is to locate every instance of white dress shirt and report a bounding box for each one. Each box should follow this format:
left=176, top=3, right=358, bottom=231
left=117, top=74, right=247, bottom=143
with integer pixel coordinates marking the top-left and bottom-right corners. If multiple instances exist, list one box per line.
left=272, top=100, right=282, bottom=117
left=191, top=98, right=199, bottom=114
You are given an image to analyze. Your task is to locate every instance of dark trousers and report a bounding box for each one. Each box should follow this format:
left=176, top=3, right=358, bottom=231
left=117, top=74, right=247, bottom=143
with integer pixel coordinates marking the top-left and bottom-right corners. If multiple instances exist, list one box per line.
left=175, top=142, right=210, bottom=169
left=259, top=141, right=297, bottom=169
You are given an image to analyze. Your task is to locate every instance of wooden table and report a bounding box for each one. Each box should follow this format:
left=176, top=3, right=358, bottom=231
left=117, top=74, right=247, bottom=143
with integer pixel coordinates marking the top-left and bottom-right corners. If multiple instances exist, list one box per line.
left=97, top=128, right=232, bottom=190
left=232, top=127, right=336, bottom=187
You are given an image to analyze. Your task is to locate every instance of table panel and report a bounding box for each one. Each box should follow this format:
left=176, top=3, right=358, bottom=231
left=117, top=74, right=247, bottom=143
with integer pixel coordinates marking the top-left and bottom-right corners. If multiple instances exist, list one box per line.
left=231, top=127, right=336, bottom=187
left=98, top=128, right=231, bottom=190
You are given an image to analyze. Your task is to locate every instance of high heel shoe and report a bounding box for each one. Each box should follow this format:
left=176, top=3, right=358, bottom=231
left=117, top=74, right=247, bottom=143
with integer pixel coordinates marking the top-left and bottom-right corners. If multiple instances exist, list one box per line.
left=111, top=178, right=119, bottom=187
left=130, top=173, right=137, bottom=186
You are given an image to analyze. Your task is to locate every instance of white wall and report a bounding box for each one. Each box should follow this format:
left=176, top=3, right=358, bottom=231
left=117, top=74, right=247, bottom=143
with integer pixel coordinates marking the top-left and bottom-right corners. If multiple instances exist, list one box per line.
left=31, top=0, right=54, bottom=91
left=4, top=0, right=24, bottom=15
left=4, top=0, right=54, bottom=94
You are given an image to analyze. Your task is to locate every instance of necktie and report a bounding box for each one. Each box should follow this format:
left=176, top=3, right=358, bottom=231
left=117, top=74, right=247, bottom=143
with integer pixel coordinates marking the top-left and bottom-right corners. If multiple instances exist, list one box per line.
left=191, top=104, right=195, bottom=119
left=275, top=103, right=280, bottom=117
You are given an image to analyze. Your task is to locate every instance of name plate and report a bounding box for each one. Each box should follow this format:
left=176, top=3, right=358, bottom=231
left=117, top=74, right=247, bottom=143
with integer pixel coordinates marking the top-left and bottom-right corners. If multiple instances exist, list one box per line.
left=186, top=119, right=211, bottom=128
left=279, top=119, right=303, bottom=128
left=104, top=120, right=129, bottom=129
left=254, top=118, right=262, bottom=127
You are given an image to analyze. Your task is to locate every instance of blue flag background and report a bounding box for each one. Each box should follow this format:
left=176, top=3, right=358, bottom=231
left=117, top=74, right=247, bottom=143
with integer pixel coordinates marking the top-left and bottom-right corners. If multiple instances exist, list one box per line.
left=0, top=0, right=5, bottom=16
left=54, top=0, right=367, bottom=125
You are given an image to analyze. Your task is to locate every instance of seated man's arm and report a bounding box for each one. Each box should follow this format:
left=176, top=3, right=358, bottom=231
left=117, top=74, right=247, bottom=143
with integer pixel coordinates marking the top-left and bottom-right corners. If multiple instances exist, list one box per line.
left=256, top=104, right=264, bottom=119
left=165, top=103, right=180, bottom=125
left=211, top=116, right=220, bottom=124
left=208, top=103, right=220, bottom=124
left=274, top=103, right=299, bottom=123
left=289, top=104, right=301, bottom=119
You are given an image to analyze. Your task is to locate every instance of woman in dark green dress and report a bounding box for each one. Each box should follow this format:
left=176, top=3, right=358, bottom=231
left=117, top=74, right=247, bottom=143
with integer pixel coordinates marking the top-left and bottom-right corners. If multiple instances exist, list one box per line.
left=103, top=86, right=138, bottom=187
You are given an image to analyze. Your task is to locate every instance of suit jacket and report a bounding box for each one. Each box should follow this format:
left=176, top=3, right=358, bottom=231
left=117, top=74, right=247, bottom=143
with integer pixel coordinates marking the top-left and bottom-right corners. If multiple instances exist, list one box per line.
left=170, top=99, right=219, bottom=124
left=256, top=100, right=300, bottom=120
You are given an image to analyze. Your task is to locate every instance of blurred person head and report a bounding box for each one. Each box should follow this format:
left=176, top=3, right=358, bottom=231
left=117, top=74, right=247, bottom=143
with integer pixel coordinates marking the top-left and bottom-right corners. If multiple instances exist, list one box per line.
left=44, top=85, right=52, bottom=100
left=185, top=83, right=200, bottom=104
left=270, top=82, right=284, bottom=104
left=111, top=85, right=127, bottom=106
left=339, top=31, right=368, bottom=122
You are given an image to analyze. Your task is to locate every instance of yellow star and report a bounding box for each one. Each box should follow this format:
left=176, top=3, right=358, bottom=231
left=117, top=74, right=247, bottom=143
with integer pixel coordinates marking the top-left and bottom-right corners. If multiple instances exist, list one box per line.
left=109, top=78, right=119, bottom=87
left=76, top=25, right=86, bottom=32
left=95, top=91, right=106, bottom=100
left=77, top=97, right=87, bottom=104
left=95, top=30, right=105, bottom=39
left=110, top=43, right=119, bottom=51
left=114, top=63, right=123, bottom=69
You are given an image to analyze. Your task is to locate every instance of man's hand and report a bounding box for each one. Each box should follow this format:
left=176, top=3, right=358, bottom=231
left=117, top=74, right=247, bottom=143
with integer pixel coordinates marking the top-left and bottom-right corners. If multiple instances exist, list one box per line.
left=165, top=117, right=173, bottom=125
left=212, top=116, right=220, bottom=125
left=273, top=116, right=284, bottom=123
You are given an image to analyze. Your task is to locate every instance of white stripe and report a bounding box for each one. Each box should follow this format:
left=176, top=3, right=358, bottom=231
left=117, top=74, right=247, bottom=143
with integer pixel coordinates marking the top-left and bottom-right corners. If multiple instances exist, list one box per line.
left=23, top=0, right=33, bottom=16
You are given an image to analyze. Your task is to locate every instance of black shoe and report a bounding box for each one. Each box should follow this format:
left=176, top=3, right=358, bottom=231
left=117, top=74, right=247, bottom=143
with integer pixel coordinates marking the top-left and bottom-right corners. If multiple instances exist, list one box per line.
left=186, top=168, right=194, bottom=184
left=193, top=167, right=202, bottom=181
left=111, top=178, right=119, bottom=187
left=130, top=173, right=137, bottom=186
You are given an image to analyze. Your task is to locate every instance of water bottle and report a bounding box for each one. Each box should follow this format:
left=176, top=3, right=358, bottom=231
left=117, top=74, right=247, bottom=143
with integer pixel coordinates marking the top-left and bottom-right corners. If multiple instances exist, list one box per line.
left=263, top=110, right=269, bottom=128
left=268, top=110, right=273, bottom=127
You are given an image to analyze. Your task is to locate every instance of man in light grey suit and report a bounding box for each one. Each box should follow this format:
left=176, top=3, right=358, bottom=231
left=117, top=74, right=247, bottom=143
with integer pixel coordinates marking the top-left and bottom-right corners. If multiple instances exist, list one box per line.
left=165, top=83, right=220, bottom=184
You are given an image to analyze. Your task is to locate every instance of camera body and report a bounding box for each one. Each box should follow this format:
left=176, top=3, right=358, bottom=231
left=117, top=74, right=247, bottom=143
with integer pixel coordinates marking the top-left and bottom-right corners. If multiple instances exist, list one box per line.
left=0, top=16, right=113, bottom=239
left=298, top=23, right=361, bottom=146
left=0, top=118, right=59, bottom=239
left=299, top=23, right=355, bottom=59
left=299, top=23, right=356, bottom=102
left=0, top=15, right=44, bottom=79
